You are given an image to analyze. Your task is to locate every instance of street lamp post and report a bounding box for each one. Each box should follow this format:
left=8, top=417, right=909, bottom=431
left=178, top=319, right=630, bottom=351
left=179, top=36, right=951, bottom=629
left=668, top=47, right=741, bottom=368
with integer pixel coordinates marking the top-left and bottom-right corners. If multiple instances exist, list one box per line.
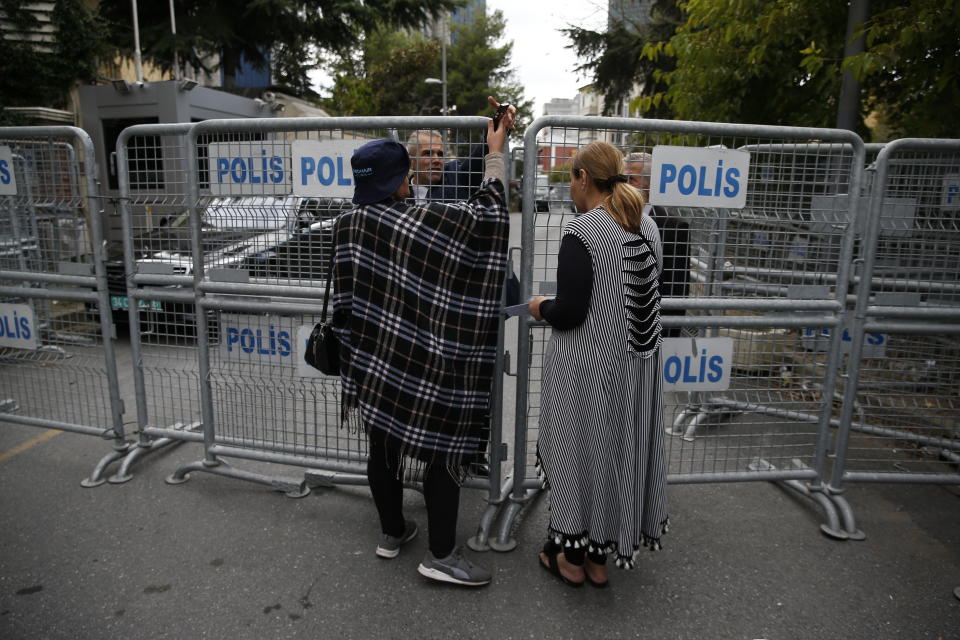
left=425, top=17, right=449, bottom=115
left=424, top=76, right=446, bottom=116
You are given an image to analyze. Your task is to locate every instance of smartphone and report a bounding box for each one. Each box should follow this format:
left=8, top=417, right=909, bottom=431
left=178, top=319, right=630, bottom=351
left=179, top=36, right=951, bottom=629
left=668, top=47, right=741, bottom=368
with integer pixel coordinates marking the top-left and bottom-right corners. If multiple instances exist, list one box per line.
left=492, top=103, right=511, bottom=131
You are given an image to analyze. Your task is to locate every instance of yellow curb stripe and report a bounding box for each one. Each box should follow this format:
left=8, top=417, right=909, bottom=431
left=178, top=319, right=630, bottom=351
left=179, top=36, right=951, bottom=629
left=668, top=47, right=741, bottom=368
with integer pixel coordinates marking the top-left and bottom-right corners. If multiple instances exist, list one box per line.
left=0, top=429, right=63, bottom=463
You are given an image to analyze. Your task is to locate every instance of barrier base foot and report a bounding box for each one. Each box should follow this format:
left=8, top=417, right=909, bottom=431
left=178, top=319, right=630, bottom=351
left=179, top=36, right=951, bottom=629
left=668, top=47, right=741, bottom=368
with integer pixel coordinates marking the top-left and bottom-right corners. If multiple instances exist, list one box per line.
left=80, top=446, right=130, bottom=488
left=284, top=485, right=311, bottom=499
left=109, top=437, right=185, bottom=484
left=753, top=458, right=848, bottom=541
left=827, top=492, right=866, bottom=541
left=467, top=535, right=490, bottom=552
left=819, top=523, right=849, bottom=540
left=167, top=456, right=308, bottom=496
left=488, top=537, right=517, bottom=552
left=166, top=473, right=190, bottom=485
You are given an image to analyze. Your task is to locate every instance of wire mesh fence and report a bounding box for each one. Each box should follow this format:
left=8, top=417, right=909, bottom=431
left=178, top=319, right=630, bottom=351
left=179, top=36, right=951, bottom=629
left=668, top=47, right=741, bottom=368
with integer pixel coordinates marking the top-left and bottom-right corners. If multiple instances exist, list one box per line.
left=514, top=117, right=862, bottom=501
left=4, top=116, right=956, bottom=546
left=832, top=140, right=960, bottom=487
left=118, top=117, right=506, bottom=502
left=0, top=126, right=126, bottom=485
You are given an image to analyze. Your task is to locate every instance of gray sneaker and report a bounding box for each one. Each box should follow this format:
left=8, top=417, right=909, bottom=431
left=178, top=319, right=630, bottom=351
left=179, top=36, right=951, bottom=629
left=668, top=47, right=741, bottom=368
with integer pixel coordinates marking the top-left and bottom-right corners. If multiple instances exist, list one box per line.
left=417, top=547, right=492, bottom=586
left=376, top=520, right=418, bottom=559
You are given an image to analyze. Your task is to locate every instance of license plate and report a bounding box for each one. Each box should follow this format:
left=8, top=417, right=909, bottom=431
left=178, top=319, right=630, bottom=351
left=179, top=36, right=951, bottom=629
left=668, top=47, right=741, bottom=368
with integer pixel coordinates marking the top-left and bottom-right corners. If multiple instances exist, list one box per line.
left=110, top=295, right=162, bottom=311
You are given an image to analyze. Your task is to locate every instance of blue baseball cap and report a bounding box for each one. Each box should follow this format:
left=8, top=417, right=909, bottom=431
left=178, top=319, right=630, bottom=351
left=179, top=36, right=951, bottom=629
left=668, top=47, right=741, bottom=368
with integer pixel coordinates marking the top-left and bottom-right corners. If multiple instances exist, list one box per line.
left=351, top=139, right=410, bottom=205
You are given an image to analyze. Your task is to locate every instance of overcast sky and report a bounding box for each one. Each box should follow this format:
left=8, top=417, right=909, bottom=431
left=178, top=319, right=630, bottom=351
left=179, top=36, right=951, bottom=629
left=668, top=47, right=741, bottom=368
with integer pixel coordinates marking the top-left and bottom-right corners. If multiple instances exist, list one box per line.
left=486, top=0, right=608, bottom=117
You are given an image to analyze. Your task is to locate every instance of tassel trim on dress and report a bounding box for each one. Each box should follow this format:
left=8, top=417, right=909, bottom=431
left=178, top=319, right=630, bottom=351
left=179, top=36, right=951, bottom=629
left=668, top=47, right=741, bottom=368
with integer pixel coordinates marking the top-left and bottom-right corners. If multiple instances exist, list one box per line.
left=546, top=517, right=669, bottom=570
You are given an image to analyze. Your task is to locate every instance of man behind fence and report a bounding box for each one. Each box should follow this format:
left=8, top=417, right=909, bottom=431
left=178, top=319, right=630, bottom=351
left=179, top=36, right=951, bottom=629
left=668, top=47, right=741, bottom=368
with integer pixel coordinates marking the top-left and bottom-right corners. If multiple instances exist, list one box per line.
left=405, top=129, right=484, bottom=203
left=331, top=97, right=517, bottom=587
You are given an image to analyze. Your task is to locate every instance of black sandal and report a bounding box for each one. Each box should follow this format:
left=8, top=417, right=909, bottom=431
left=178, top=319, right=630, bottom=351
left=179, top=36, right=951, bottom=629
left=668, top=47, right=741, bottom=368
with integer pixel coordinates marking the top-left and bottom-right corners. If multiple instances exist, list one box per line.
left=538, top=548, right=584, bottom=588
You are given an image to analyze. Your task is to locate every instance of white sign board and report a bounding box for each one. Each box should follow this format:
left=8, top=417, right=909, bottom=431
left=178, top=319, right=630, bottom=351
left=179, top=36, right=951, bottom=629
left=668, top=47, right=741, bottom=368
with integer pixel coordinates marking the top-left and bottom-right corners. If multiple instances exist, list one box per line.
left=0, top=303, right=38, bottom=350
left=207, top=143, right=291, bottom=196
left=291, top=140, right=365, bottom=198
left=0, top=146, right=17, bottom=195
left=661, top=337, right=733, bottom=391
left=649, top=146, right=750, bottom=209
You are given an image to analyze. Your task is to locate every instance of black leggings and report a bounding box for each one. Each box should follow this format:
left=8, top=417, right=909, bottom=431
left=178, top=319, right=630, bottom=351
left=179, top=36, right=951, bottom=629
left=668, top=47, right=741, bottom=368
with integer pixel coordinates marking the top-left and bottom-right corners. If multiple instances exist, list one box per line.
left=367, top=429, right=460, bottom=559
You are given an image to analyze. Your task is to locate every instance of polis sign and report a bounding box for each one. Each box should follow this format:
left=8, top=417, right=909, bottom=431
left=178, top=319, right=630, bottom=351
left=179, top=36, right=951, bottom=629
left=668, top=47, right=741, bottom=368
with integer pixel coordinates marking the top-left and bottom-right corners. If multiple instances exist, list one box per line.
left=649, top=146, right=750, bottom=209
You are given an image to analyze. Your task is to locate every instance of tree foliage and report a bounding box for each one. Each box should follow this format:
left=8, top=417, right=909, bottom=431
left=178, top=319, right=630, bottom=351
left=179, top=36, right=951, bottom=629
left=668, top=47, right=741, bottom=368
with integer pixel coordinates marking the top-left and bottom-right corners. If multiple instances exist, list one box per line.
left=665, top=0, right=845, bottom=128
left=325, top=29, right=442, bottom=116
left=564, top=0, right=682, bottom=118
left=445, top=10, right=533, bottom=127
left=96, top=0, right=461, bottom=89
left=323, top=10, right=534, bottom=134
left=807, top=0, right=960, bottom=139
left=0, top=0, right=105, bottom=109
left=564, top=0, right=960, bottom=139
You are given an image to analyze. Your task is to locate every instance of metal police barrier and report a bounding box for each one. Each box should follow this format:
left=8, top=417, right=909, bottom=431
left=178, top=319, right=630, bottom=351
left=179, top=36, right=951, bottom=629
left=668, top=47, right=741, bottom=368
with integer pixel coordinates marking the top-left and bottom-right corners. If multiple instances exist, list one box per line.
left=829, top=140, right=960, bottom=520
left=491, top=116, right=867, bottom=547
left=118, top=116, right=513, bottom=543
left=110, top=123, right=202, bottom=482
left=0, top=126, right=128, bottom=485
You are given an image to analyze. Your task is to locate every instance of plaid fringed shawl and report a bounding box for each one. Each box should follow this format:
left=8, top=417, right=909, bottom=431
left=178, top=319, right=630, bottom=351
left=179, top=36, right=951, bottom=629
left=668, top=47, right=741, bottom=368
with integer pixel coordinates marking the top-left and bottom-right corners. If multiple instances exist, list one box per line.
left=331, top=178, right=508, bottom=471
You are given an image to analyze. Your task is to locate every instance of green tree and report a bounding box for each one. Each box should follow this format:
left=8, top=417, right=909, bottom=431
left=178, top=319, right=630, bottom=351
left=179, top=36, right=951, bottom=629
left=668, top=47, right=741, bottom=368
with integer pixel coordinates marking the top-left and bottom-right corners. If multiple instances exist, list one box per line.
left=563, top=0, right=682, bottom=118
left=804, top=0, right=960, bottom=139
left=325, top=29, right=442, bottom=116
left=324, top=10, right=533, bottom=134
left=0, top=0, right=105, bottom=109
left=565, top=0, right=959, bottom=139
left=96, top=0, right=461, bottom=91
left=664, top=0, right=846, bottom=128
left=445, top=9, right=533, bottom=128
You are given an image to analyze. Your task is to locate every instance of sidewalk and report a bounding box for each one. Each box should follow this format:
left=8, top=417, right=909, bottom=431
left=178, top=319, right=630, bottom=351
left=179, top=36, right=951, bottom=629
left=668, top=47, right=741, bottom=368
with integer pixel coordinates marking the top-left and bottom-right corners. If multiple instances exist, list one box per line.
left=1, top=420, right=958, bottom=640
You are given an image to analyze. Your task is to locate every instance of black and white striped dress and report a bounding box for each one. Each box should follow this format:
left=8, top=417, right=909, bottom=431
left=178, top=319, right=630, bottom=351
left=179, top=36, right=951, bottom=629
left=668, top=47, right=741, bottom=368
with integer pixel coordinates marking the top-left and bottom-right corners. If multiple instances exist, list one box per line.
left=536, top=205, right=669, bottom=569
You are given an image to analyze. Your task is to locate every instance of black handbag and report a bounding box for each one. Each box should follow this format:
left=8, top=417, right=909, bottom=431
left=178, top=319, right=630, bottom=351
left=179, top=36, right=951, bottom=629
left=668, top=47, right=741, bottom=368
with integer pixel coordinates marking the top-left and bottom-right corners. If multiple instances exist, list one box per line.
left=304, top=253, right=341, bottom=375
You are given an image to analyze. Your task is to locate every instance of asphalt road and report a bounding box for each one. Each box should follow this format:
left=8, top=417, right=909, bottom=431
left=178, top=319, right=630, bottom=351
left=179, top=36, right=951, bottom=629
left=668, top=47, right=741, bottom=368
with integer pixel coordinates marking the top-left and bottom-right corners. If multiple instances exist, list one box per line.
left=2, top=210, right=959, bottom=639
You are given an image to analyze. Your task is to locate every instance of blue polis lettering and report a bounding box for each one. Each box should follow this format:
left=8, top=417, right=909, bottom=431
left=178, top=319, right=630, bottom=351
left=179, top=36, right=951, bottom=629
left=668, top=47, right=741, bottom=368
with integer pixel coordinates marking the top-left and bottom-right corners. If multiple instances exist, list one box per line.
left=948, top=185, right=959, bottom=205
left=225, top=326, right=292, bottom=356
left=663, top=349, right=724, bottom=384
left=659, top=159, right=741, bottom=198
left=216, top=150, right=284, bottom=185
left=0, top=159, right=10, bottom=185
left=0, top=310, right=32, bottom=340
left=805, top=327, right=885, bottom=345
left=300, top=156, right=352, bottom=187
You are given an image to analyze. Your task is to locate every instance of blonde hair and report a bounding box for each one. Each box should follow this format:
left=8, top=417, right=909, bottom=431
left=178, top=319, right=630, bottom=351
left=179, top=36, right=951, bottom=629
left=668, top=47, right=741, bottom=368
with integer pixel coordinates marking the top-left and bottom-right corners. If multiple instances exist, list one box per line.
left=572, top=141, right=646, bottom=233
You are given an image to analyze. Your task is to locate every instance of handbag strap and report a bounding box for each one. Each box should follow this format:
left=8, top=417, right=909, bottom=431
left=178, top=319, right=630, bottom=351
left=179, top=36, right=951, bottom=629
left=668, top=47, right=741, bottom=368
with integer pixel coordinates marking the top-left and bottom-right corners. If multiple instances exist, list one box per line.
left=321, top=250, right=335, bottom=322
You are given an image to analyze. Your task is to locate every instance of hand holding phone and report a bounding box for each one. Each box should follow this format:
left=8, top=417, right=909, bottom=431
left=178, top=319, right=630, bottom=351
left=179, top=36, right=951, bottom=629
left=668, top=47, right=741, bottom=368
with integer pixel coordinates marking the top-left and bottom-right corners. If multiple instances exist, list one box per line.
left=492, top=103, right=511, bottom=131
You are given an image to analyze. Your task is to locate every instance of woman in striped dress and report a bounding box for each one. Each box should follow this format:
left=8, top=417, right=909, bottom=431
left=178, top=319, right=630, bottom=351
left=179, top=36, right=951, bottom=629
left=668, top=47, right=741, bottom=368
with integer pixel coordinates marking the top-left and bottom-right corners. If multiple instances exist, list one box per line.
left=528, top=141, right=669, bottom=588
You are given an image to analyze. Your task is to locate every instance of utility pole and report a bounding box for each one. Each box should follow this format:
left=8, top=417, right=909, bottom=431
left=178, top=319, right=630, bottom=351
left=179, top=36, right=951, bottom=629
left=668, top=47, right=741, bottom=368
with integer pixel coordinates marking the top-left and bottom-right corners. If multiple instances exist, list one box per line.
left=836, top=0, right=869, bottom=131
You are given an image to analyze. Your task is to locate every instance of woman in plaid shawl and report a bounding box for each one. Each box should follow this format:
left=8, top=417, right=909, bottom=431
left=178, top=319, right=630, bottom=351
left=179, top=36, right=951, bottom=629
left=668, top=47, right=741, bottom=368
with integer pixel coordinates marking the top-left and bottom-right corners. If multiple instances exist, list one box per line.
left=331, top=98, right=516, bottom=587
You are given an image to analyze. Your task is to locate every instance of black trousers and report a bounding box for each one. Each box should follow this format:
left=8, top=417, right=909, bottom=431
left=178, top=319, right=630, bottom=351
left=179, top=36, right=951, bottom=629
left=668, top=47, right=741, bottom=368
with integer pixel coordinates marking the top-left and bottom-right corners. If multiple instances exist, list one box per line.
left=367, top=429, right=460, bottom=559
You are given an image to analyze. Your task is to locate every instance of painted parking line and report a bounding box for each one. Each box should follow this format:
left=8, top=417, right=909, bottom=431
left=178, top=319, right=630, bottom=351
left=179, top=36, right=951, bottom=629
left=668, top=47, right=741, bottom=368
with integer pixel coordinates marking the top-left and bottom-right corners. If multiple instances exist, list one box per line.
left=0, top=429, right=63, bottom=463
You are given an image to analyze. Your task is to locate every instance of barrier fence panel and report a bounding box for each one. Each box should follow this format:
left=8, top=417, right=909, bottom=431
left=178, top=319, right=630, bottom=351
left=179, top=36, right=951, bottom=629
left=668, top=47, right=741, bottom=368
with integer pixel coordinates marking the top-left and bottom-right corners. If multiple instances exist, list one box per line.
left=118, top=116, right=513, bottom=541
left=110, top=123, right=204, bottom=482
left=494, top=116, right=867, bottom=547
left=0, top=126, right=128, bottom=485
left=831, top=139, right=960, bottom=496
